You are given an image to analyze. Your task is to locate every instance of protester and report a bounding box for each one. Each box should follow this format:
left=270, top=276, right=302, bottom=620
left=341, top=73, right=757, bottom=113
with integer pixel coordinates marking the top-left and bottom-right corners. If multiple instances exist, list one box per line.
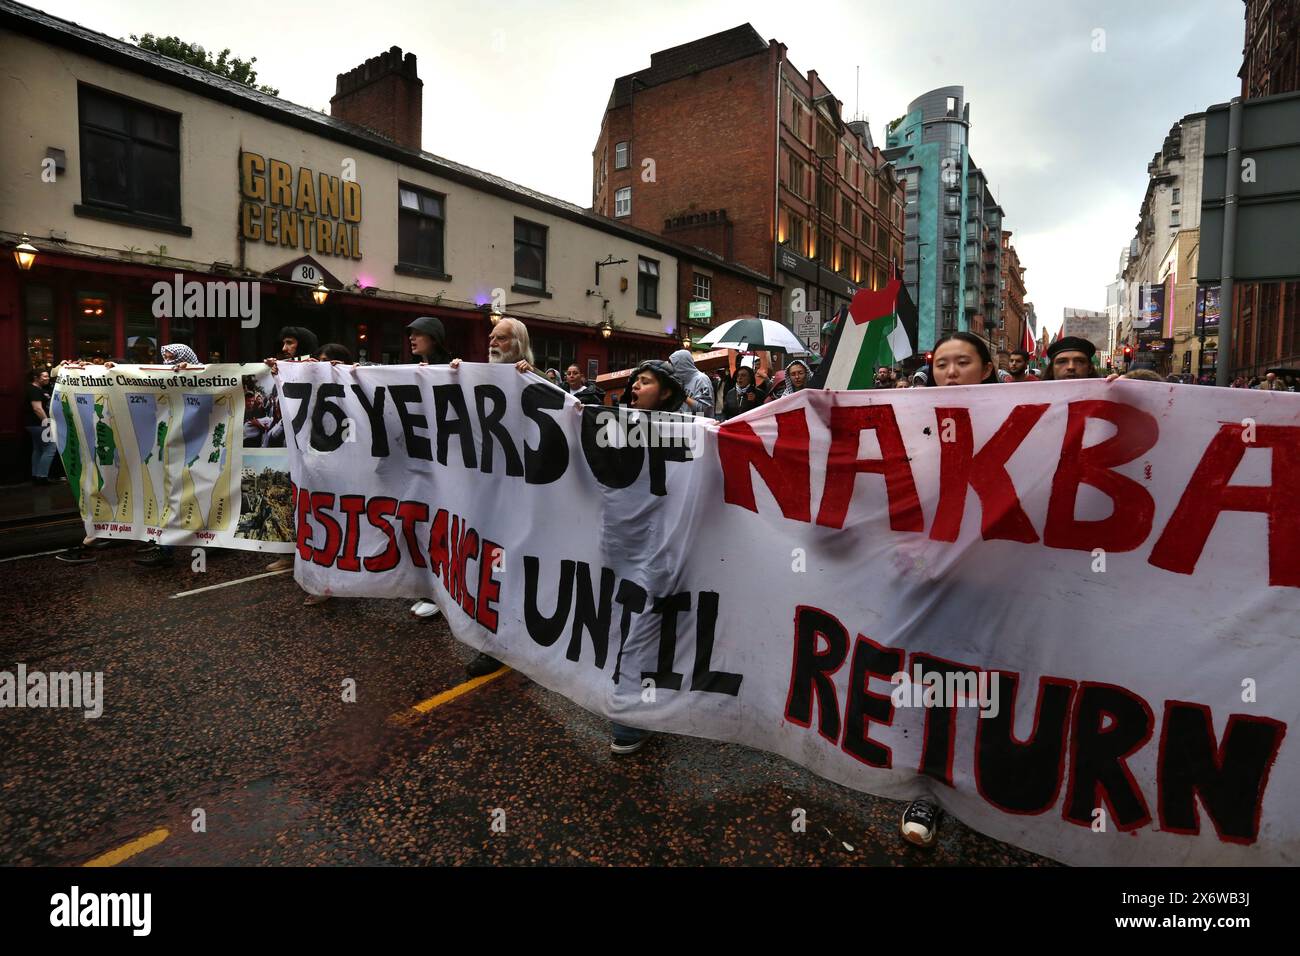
left=1123, top=369, right=1165, bottom=382
left=894, top=378, right=911, bottom=388
left=610, top=359, right=689, bottom=755
left=277, top=326, right=319, bottom=361
left=25, top=368, right=55, bottom=485
left=318, top=343, right=353, bottom=363
left=669, top=349, right=714, bottom=417
left=1043, top=336, right=1099, bottom=380
left=722, top=365, right=765, bottom=419
left=545, top=367, right=563, bottom=387
left=406, top=315, right=452, bottom=365
left=1005, top=349, right=1034, bottom=383
left=1258, top=371, right=1285, bottom=391
left=563, top=364, right=605, bottom=405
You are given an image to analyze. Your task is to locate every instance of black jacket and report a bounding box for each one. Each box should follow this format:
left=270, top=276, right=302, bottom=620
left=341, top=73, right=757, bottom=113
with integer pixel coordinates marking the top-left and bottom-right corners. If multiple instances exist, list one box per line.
left=570, top=382, right=605, bottom=406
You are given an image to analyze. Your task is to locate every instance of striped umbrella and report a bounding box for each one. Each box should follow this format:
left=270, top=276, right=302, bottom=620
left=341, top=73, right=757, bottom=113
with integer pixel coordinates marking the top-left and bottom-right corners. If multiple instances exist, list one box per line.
left=697, top=317, right=810, bottom=354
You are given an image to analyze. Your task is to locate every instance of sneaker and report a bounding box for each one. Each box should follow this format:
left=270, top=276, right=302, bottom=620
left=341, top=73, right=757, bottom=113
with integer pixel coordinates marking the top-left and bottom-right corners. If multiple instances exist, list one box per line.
left=610, top=732, right=651, bottom=755
left=900, top=799, right=941, bottom=847
left=56, top=546, right=96, bottom=564
left=133, top=546, right=174, bottom=568
left=410, top=599, right=440, bottom=618
left=266, top=557, right=294, bottom=571
left=465, top=652, right=503, bottom=678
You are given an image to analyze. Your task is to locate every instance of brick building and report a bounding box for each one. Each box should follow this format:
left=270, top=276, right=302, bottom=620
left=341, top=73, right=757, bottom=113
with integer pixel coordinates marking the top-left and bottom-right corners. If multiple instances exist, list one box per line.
left=591, top=24, right=905, bottom=345
left=997, top=230, right=1028, bottom=358
left=1230, top=0, right=1300, bottom=377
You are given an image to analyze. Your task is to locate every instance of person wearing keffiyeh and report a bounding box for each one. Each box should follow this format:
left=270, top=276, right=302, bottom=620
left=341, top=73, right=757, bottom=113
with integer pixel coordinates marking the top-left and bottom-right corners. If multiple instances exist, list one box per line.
left=160, top=343, right=200, bottom=366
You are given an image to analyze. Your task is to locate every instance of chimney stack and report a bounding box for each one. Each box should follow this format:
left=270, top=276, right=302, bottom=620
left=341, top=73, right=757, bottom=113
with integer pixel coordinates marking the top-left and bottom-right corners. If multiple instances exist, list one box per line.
left=330, top=46, right=423, bottom=151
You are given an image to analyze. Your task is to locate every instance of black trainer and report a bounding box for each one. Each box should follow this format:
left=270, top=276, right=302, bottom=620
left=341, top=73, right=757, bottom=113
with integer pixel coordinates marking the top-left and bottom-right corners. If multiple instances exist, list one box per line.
left=56, top=546, right=96, bottom=564
left=465, top=652, right=503, bottom=678
left=900, top=798, right=941, bottom=847
left=133, top=546, right=174, bottom=568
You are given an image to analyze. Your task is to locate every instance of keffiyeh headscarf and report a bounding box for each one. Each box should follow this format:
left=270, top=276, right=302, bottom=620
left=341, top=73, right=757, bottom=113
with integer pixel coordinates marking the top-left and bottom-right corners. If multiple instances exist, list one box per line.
left=161, top=344, right=200, bottom=366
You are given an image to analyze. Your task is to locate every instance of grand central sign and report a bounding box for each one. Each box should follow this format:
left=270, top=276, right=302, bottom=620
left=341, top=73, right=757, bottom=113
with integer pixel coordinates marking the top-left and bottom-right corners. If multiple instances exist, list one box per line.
left=239, top=152, right=362, bottom=259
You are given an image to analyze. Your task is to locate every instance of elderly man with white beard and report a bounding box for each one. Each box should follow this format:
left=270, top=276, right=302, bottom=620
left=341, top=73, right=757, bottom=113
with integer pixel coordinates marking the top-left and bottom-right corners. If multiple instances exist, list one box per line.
left=449, top=317, right=545, bottom=677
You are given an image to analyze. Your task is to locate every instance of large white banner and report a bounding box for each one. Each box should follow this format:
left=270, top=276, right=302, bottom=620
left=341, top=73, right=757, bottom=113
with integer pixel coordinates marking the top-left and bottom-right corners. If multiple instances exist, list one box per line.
left=279, top=362, right=1299, bottom=866
left=52, top=363, right=295, bottom=551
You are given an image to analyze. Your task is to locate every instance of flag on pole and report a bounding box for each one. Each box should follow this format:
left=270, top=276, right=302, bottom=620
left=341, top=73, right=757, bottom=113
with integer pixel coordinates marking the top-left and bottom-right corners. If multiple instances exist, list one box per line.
left=812, top=279, right=914, bottom=390
left=1021, top=319, right=1036, bottom=357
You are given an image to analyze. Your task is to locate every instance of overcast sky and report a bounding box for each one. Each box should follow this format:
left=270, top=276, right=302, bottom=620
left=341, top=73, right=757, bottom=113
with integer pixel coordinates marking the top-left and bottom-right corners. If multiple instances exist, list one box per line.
left=41, top=0, right=1244, bottom=334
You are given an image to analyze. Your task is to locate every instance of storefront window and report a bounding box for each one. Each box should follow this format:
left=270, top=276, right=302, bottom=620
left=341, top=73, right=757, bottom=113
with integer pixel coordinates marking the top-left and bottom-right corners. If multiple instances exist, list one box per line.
left=24, top=285, right=56, bottom=371
left=75, top=291, right=112, bottom=360
left=125, top=292, right=158, bottom=363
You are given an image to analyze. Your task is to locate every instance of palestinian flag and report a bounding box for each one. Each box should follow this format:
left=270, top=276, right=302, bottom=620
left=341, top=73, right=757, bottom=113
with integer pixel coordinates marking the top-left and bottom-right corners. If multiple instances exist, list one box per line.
left=1021, top=318, right=1036, bottom=357
left=812, top=279, right=915, bottom=390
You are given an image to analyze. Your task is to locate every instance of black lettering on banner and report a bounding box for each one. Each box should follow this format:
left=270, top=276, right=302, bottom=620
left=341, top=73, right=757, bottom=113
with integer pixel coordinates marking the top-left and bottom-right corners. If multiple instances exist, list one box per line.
left=336, top=494, right=366, bottom=572
left=364, top=497, right=400, bottom=572
left=690, top=591, right=742, bottom=696
left=611, top=579, right=648, bottom=683
left=1064, top=682, right=1154, bottom=830
left=311, top=383, right=348, bottom=452
left=646, top=412, right=692, bottom=497
left=521, top=383, right=568, bottom=484
left=974, top=673, right=1075, bottom=815
left=282, top=381, right=313, bottom=437
left=566, top=562, right=615, bottom=668
left=1157, top=701, right=1287, bottom=844
left=785, top=606, right=849, bottom=743
left=842, top=634, right=902, bottom=768
left=643, top=593, right=688, bottom=692
left=524, top=555, right=574, bottom=647
left=349, top=384, right=390, bottom=457
left=579, top=407, right=643, bottom=490
left=911, top=653, right=976, bottom=787
left=474, top=384, right=524, bottom=477
left=388, top=384, right=432, bottom=461
left=433, top=384, right=477, bottom=469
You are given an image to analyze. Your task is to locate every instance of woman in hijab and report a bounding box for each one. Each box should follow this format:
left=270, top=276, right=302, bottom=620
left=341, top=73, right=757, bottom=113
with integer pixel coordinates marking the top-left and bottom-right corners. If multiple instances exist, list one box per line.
left=722, top=365, right=766, bottom=419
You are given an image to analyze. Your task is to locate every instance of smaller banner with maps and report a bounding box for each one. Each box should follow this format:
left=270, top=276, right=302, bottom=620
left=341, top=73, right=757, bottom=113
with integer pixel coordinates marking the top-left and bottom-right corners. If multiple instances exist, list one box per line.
left=50, top=363, right=295, bottom=552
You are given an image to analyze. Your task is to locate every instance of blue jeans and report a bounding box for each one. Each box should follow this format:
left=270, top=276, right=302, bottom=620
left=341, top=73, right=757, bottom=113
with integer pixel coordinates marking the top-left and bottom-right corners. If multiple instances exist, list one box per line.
left=27, top=425, right=55, bottom=478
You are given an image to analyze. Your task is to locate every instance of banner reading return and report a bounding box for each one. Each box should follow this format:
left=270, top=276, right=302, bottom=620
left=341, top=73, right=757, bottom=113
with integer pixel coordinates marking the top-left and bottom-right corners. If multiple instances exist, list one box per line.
left=52, top=363, right=295, bottom=552
left=279, top=362, right=1298, bottom=866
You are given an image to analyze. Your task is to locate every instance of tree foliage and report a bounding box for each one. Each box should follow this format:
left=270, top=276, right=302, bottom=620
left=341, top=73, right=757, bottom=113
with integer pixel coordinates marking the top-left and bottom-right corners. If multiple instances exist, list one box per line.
left=130, top=34, right=279, bottom=95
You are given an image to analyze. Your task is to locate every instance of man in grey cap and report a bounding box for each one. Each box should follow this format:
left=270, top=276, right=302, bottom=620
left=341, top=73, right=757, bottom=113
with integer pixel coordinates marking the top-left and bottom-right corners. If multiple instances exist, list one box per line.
left=1044, top=336, right=1099, bottom=380
left=407, top=315, right=455, bottom=622
left=407, top=315, right=452, bottom=365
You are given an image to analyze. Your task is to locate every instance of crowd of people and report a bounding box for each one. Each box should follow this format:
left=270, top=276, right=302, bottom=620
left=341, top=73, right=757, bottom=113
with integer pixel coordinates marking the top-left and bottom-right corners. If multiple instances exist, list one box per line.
left=20, top=314, right=1298, bottom=850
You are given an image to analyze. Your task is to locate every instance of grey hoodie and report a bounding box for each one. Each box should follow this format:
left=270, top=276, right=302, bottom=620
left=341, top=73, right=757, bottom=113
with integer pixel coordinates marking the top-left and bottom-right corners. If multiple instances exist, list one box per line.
left=669, top=349, right=715, bottom=416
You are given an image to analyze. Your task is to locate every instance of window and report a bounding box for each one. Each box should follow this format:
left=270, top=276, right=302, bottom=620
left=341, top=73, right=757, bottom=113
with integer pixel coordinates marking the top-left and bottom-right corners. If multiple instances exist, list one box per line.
left=692, top=273, right=711, bottom=302
left=24, top=285, right=56, bottom=370
left=818, top=231, right=833, bottom=266
left=757, top=292, right=771, bottom=320
left=837, top=243, right=851, bottom=277
left=514, top=219, right=548, bottom=291
left=638, top=257, right=659, bottom=314
left=125, top=293, right=159, bottom=363
left=615, top=141, right=629, bottom=170
left=861, top=215, right=873, bottom=244
left=817, top=177, right=834, bottom=213
left=946, top=96, right=958, bottom=115
left=841, top=197, right=853, bottom=228
left=788, top=155, right=809, bottom=199
left=614, top=187, right=631, bottom=218
left=786, top=212, right=806, bottom=256
left=1170, top=208, right=1181, bottom=227
left=533, top=336, right=576, bottom=374
left=75, top=291, right=113, bottom=360
left=1172, top=187, right=1181, bottom=204
left=398, top=184, right=446, bottom=273
left=78, top=85, right=181, bottom=223
left=944, top=195, right=961, bottom=215
left=816, top=121, right=836, bottom=160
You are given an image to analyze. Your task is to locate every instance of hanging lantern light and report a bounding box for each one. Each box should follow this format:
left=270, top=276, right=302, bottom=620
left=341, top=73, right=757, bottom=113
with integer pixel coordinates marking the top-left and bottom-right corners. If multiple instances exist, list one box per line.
left=13, top=235, right=38, bottom=271
left=312, top=282, right=329, bottom=306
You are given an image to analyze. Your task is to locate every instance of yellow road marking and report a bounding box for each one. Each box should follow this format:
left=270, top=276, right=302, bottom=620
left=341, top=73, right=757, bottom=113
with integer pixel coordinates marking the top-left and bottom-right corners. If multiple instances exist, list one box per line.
left=83, top=827, right=170, bottom=867
left=82, top=665, right=509, bottom=863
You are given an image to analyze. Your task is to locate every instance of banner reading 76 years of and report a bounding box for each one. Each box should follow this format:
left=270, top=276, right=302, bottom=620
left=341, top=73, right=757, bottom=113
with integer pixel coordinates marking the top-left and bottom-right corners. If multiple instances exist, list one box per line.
left=279, top=361, right=1299, bottom=866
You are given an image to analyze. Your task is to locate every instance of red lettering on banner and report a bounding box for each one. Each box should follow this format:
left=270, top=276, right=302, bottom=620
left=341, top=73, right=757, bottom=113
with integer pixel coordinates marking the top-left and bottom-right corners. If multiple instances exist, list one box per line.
left=448, top=515, right=464, bottom=604
left=428, top=508, right=449, bottom=580
left=1043, top=400, right=1158, bottom=552
left=458, top=526, right=480, bottom=617
left=816, top=404, right=922, bottom=531
left=396, top=500, right=430, bottom=569
left=310, top=491, right=341, bottom=567
left=930, top=404, right=1048, bottom=543
left=718, top=409, right=812, bottom=521
left=336, top=494, right=366, bottom=572
left=1149, top=423, right=1300, bottom=587
left=364, top=497, right=400, bottom=571
left=477, top=540, right=504, bottom=631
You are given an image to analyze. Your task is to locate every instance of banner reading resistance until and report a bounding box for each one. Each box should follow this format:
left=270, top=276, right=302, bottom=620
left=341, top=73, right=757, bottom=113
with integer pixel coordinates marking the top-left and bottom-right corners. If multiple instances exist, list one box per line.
left=278, top=361, right=1297, bottom=867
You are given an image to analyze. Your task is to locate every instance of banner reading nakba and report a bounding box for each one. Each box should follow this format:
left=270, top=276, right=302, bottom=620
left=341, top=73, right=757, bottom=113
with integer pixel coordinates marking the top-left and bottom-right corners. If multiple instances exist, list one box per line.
left=277, top=361, right=1299, bottom=865
left=51, top=363, right=295, bottom=552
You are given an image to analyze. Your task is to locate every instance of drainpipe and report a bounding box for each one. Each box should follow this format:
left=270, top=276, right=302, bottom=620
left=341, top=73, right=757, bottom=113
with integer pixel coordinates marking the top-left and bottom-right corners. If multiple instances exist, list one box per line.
left=1216, top=97, right=1242, bottom=387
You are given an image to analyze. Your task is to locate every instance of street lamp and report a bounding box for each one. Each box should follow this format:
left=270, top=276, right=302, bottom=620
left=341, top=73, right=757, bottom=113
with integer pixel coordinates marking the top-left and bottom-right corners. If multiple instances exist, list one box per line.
left=13, top=235, right=37, bottom=271
left=312, top=282, right=329, bottom=306
left=601, top=321, right=613, bottom=339
left=682, top=334, right=692, bottom=350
